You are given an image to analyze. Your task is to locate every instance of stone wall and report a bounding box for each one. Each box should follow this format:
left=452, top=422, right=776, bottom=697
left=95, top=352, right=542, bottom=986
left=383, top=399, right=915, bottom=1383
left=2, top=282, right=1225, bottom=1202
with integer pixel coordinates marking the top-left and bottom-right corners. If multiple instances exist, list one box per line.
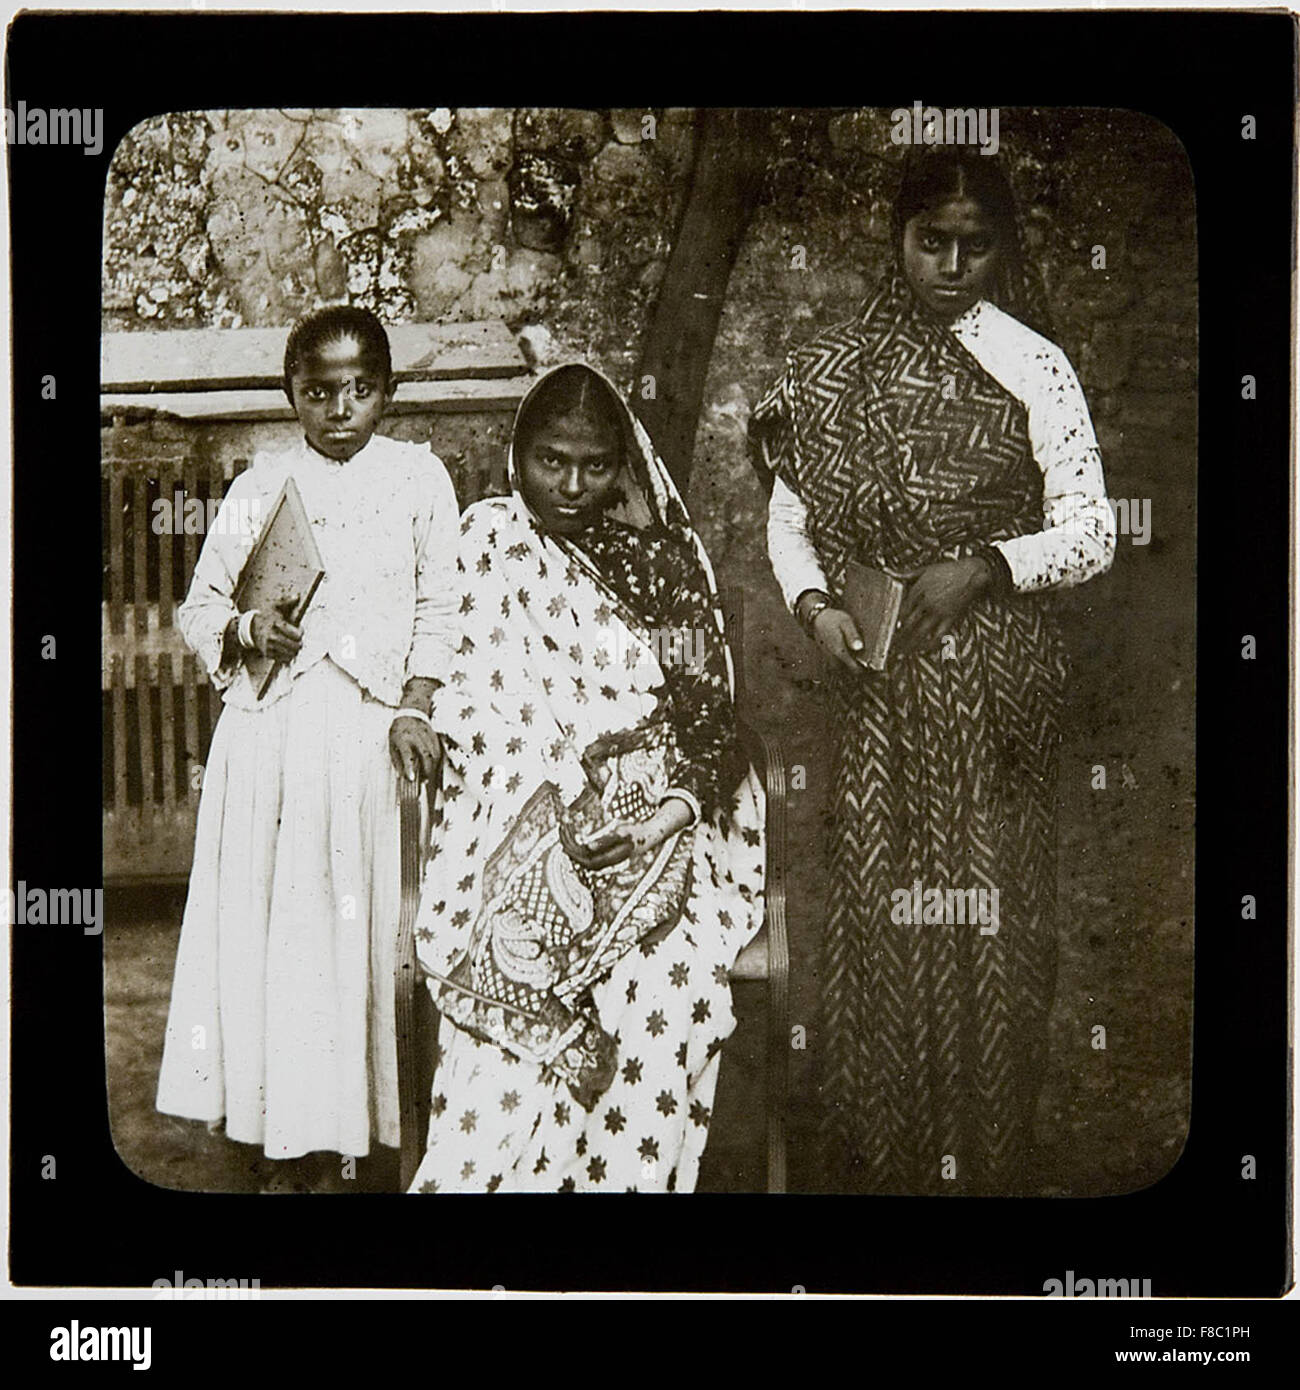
left=103, top=106, right=695, bottom=383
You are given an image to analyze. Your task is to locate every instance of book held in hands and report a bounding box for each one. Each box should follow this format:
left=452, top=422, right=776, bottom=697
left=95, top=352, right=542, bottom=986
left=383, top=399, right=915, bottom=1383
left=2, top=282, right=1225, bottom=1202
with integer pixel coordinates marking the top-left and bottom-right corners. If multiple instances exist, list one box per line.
left=232, top=476, right=326, bottom=697
left=841, top=560, right=906, bottom=672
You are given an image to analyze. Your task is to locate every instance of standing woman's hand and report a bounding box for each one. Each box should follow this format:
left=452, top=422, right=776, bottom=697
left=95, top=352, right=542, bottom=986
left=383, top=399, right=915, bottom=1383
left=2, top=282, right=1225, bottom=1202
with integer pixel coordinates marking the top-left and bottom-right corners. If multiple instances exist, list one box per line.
left=812, top=608, right=869, bottom=672
left=893, top=556, right=992, bottom=656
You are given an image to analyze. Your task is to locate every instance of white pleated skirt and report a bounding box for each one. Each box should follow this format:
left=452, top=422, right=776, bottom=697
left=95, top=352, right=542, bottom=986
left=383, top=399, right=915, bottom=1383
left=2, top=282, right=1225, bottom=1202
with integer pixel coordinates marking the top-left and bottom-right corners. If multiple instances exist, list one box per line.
left=156, top=658, right=402, bottom=1159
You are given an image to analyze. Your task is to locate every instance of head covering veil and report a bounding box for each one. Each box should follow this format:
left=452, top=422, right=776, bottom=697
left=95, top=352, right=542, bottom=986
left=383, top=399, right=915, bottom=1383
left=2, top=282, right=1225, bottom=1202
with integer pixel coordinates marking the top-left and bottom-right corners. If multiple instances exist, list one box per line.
left=507, top=361, right=738, bottom=701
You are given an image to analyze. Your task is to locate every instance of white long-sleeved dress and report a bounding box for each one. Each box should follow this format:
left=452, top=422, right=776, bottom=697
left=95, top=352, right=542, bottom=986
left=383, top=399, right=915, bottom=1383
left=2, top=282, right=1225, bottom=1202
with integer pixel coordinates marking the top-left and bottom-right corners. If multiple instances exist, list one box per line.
left=155, top=434, right=460, bottom=1160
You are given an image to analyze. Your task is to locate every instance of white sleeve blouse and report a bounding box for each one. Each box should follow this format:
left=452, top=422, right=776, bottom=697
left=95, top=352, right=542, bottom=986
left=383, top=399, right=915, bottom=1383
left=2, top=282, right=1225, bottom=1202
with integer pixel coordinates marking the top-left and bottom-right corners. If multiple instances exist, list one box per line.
left=178, top=436, right=462, bottom=709
left=765, top=298, right=1116, bottom=608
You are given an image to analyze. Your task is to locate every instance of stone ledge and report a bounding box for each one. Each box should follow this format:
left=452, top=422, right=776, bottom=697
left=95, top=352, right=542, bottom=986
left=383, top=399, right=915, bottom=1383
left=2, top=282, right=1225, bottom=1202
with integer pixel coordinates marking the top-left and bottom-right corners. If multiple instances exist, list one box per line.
left=102, top=374, right=534, bottom=423
left=102, top=319, right=526, bottom=393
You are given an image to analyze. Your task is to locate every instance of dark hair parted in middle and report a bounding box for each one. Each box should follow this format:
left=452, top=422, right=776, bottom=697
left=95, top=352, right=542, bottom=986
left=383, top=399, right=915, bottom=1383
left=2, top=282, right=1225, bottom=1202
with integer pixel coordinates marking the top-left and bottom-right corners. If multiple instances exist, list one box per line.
left=282, top=305, right=394, bottom=404
left=891, top=145, right=1046, bottom=331
left=514, top=364, right=630, bottom=468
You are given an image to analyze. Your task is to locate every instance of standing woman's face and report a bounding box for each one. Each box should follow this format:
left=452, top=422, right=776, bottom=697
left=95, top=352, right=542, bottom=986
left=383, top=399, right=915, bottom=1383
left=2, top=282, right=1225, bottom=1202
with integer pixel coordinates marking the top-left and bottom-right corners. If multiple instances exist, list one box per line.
left=901, top=195, right=1001, bottom=322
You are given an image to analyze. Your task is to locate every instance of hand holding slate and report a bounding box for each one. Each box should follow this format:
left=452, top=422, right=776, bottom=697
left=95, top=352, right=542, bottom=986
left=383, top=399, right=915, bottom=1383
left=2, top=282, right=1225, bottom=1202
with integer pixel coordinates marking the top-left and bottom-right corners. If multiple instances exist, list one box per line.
left=559, top=797, right=694, bottom=871
left=233, top=477, right=326, bottom=697
left=892, top=556, right=991, bottom=656
left=250, top=594, right=304, bottom=664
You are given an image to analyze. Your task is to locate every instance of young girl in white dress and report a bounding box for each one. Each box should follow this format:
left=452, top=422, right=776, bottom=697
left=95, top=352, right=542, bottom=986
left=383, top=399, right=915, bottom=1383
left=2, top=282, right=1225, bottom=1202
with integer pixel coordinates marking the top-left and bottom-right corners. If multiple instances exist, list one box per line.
left=156, top=307, right=459, bottom=1189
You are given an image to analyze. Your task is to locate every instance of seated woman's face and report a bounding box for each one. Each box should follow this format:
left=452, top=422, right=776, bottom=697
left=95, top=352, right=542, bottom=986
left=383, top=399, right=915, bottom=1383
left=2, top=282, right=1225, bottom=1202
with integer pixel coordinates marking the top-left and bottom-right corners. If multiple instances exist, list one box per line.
left=518, top=408, right=623, bottom=536
left=902, top=195, right=1001, bottom=322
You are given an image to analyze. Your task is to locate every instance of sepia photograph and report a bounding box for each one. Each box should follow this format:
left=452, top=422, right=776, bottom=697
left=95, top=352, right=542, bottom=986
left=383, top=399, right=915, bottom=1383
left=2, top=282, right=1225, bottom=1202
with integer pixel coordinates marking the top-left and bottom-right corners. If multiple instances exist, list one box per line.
left=0, top=0, right=1292, bottom=1331
left=98, top=102, right=1196, bottom=1202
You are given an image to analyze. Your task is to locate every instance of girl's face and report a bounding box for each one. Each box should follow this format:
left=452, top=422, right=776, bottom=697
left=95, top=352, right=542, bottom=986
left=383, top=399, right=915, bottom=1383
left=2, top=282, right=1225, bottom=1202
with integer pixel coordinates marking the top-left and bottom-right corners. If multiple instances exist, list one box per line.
left=289, top=334, right=392, bottom=461
left=517, top=407, right=623, bottom=536
left=901, top=195, right=1001, bottom=322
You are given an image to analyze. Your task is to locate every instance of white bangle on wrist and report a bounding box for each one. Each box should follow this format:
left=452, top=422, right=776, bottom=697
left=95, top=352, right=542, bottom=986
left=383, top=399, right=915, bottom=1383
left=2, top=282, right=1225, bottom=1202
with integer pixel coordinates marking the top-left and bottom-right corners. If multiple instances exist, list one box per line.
left=392, top=706, right=434, bottom=729
left=237, top=610, right=259, bottom=650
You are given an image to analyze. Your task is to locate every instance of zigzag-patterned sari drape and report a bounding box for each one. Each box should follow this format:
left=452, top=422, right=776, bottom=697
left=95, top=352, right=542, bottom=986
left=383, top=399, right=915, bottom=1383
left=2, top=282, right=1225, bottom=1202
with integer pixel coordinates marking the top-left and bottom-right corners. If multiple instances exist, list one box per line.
left=753, top=275, right=1067, bottom=1193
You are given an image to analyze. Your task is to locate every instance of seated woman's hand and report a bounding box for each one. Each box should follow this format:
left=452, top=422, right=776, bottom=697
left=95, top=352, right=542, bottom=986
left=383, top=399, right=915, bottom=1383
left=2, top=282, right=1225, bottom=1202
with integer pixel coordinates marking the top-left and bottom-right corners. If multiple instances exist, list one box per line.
left=250, top=611, right=303, bottom=663
left=812, top=607, right=869, bottom=672
left=558, top=796, right=694, bottom=872
left=389, top=714, right=443, bottom=784
left=893, top=556, right=991, bottom=656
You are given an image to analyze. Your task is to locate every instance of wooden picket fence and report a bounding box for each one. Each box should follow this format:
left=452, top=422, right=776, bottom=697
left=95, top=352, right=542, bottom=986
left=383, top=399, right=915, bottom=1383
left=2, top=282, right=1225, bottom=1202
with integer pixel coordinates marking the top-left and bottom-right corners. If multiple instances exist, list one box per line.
left=102, top=434, right=246, bottom=879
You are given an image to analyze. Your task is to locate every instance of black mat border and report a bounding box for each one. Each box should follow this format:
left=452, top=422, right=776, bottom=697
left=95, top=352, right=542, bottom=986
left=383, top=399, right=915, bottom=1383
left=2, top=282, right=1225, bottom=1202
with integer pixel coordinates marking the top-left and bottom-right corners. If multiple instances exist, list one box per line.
left=6, top=8, right=1293, bottom=1297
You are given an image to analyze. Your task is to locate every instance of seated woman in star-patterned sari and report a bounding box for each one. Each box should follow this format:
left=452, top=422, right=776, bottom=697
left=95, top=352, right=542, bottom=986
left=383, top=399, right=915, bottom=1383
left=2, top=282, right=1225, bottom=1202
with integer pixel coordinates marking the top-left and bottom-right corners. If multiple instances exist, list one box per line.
left=408, top=362, right=765, bottom=1193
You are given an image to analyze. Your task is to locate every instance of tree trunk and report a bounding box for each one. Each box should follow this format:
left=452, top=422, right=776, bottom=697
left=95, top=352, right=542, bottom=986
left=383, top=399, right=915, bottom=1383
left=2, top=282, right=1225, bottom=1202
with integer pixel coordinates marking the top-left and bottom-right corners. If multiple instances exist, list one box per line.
left=634, top=108, right=771, bottom=490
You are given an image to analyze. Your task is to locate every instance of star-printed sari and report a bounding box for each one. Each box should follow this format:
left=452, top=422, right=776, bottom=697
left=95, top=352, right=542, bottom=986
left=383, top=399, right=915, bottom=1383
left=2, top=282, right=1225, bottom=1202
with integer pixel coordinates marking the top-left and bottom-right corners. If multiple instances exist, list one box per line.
left=752, top=272, right=1068, bottom=1194
left=409, top=364, right=764, bottom=1193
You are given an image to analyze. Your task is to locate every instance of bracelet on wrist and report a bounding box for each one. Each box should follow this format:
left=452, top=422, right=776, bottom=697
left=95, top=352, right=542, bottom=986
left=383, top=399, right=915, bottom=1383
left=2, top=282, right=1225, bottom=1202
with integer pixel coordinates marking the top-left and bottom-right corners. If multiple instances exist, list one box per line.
left=236, top=609, right=260, bottom=650
left=661, top=788, right=701, bottom=828
left=392, top=706, right=435, bottom=729
left=796, top=590, right=832, bottom=635
left=973, top=545, right=1014, bottom=599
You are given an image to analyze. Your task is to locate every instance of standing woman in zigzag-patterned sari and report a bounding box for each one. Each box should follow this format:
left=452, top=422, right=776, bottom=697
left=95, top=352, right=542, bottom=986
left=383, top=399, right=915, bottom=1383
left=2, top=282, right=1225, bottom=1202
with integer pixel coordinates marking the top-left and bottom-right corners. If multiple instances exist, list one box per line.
left=751, top=146, right=1116, bottom=1194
